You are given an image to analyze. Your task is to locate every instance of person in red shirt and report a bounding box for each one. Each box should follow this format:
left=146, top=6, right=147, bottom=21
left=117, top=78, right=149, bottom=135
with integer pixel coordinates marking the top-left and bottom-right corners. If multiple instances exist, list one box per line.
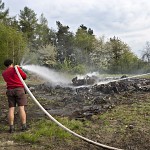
left=2, top=59, right=27, bottom=133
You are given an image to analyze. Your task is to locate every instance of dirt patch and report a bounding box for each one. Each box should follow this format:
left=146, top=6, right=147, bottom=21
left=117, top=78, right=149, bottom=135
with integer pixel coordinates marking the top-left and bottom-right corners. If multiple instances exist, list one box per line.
left=27, top=77, right=150, bottom=119
left=0, top=77, right=150, bottom=150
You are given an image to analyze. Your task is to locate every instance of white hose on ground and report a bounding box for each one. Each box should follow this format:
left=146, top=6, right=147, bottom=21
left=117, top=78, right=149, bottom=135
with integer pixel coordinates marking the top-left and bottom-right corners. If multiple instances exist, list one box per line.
left=15, top=66, right=123, bottom=150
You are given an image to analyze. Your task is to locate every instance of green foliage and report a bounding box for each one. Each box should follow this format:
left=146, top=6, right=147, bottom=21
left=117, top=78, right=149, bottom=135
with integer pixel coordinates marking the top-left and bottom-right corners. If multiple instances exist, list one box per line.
left=0, top=0, right=9, bottom=20
left=74, top=25, right=96, bottom=66
left=105, top=36, right=140, bottom=73
left=59, top=58, right=72, bottom=72
left=118, top=50, right=140, bottom=73
left=19, top=6, right=38, bottom=50
left=0, top=23, right=26, bottom=69
left=37, top=44, right=57, bottom=67
left=35, top=13, right=51, bottom=48
left=142, top=41, right=150, bottom=63
left=55, top=58, right=86, bottom=74
left=71, top=64, right=86, bottom=74
left=90, top=36, right=109, bottom=71
left=56, top=21, right=75, bottom=63
left=1, top=1, right=149, bottom=73
left=75, top=25, right=95, bottom=54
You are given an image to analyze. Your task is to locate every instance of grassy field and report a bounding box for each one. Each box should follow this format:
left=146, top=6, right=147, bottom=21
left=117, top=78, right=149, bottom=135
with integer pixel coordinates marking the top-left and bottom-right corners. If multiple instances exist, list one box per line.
left=0, top=72, right=150, bottom=150
left=11, top=95, right=150, bottom=150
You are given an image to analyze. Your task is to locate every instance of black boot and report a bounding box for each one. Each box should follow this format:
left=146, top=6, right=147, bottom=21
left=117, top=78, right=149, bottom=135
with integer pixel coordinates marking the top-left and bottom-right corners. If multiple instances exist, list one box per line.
left=21, top=123, right=27, bottom=131
left=9, top=125, right=15, bottom=133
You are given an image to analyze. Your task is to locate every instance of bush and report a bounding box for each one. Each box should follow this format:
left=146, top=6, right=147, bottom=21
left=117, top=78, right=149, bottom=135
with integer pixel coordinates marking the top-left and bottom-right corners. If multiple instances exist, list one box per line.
left=71, top=64, right=86, bottom=74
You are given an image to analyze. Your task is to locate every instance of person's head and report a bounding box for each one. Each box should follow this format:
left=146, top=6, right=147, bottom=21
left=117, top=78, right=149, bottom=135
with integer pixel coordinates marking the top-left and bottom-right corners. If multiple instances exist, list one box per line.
left=4, top=59, right=13, bottom=67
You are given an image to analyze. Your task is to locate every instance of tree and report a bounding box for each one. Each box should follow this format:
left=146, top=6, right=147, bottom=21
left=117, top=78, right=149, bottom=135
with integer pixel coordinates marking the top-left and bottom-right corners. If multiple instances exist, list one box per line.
left=37, top=44, right=57, bottom=67
left=105, top=36, right=140, bottom=73
left=75, top=24, right=95, bottom=53
left=0, top=1, right=20, bottom=29
left=0, top=23, right=26, bottom=69
left=56, top=21, right=74, bottom=63
left=0, top=0, right=9, bottom=21
left=89, top=36, right=109, bottom=71
left=142, top=41, right=150, bottom=63
left=75, top=24, right=96, bottom=65
left=19, top=7, right=38, bottom=49
left=105, top=37, right=126, bottom=73
left=35, top=13, right=51, bottom=48
left=118, top=50, right=140, bottom=73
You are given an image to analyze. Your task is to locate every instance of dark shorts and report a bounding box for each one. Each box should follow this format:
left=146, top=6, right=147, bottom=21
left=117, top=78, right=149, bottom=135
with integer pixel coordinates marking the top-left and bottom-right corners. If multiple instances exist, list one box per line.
left=6, top=88, right=27, bottom=108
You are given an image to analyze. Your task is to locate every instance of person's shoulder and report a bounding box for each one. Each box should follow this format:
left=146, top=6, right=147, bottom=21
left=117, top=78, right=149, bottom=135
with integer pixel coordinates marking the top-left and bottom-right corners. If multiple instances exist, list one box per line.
left=3, top=67, right=14, bottom=73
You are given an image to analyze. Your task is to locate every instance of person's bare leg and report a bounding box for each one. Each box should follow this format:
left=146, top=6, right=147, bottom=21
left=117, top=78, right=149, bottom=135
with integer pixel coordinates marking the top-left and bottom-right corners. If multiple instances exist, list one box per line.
left=8, top=107, right=15, bottom=133
left=18, top=106, right=26, bottom=125
left=19, top=106, right=27, bottom=131
left=8, top=107, right=15, bottom=125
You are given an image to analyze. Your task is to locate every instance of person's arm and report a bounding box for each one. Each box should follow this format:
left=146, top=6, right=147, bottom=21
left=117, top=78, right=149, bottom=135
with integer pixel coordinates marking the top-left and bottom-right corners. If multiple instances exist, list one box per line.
left=16, top=65, right=27, bottom=80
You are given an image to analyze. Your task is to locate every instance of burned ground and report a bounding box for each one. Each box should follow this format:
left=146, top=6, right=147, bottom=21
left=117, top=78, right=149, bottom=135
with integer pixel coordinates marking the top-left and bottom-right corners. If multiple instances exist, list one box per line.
left=28, top=77, right=150, bottom=119
left=0, top=77, right=150, bottom=150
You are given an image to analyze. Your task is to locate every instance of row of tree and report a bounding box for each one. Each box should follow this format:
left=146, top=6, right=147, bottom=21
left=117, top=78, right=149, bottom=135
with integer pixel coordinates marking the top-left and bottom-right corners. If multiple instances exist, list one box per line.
left=0, top=0, right=149, bottom=73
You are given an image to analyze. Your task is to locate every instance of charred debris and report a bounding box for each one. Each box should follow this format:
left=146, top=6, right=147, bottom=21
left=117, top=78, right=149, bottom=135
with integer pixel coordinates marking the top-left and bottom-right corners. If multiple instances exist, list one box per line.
left=28, top=75, right=150, bottom=120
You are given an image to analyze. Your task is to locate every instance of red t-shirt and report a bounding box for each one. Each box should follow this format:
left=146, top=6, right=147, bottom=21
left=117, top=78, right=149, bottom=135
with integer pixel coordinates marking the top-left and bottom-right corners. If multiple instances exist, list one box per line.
left=2, top=66, right=27, bottom=89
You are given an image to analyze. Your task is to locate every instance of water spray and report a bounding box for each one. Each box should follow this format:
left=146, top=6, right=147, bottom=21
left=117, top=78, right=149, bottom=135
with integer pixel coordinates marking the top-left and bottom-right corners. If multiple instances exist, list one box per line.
left=21, top=65, right=71, bottom=87
left=15, top=65, right=123, bottom=150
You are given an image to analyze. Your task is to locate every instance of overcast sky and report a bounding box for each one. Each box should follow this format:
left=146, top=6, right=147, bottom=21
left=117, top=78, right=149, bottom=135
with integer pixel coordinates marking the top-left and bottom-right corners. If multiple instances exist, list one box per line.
left=4, top=0, right=150, bottom=57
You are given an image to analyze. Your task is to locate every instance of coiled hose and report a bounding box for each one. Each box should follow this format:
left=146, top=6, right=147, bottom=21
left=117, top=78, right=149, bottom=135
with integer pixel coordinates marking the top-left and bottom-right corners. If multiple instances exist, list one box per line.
left=15, top=66, right=123, bottom=150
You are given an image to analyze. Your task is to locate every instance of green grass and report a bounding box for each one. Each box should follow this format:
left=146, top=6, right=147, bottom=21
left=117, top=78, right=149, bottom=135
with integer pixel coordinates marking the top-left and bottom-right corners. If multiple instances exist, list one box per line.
left=97, top=102, right=150, bottom=133
left=12, top=99, right=150, bottom=149
left=13, top=100, right=150, bottom=144
left=0, top=124, right=8, bottom=131
left=13, top=117, right=90, bottom=144
left=14, top=132, right=39, bottom=143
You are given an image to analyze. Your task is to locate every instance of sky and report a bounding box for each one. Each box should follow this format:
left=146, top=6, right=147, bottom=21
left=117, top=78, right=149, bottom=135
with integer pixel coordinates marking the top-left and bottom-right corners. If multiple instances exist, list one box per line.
left=4, top=0, right=150, bottom=57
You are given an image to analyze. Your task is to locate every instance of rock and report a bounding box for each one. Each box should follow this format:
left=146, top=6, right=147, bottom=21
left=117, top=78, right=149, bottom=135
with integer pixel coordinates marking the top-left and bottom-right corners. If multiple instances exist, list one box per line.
left=72, top=75, right=97, bottom=86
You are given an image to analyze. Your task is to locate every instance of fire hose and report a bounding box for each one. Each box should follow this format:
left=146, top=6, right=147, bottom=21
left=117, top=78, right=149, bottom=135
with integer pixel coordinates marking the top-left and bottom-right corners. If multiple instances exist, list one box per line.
left=15, top=66, right=123, bottom=150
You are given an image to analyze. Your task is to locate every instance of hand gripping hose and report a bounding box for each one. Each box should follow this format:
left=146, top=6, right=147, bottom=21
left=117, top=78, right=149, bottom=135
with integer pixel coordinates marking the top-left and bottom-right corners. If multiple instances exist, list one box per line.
left=15, top=66, right=123, bottom=150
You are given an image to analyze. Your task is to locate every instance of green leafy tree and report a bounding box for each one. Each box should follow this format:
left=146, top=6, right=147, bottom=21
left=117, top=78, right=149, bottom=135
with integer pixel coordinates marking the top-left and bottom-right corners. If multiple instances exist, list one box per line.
left=118, top=50, right=140, bottom=73
left=142, top=41, right=150, bottom=63
left=75, top=25, right=95, bottom=53
left=37, top=44, right=57, bottom=67
left=105, top=37, right=127, bottom=73
left=105, top=36, right=140, bottom=73
left=0, top=0, right=9, bottom=21
left=0, top=23, right=26, bottom=69
left=0, top=1, right=20, bottom=29
left=49, top=28, right=57, bottom=46
left=19, top=7, right=38, bottom=49
left=35, top=13, right=51, bottom=48
left=89, top=36, right=109, bottom=71
left=74, top=24, right=96, bottom=65
left=141, top=41, right=150, bottom=72
left=56, top=21, right=74, bottom=64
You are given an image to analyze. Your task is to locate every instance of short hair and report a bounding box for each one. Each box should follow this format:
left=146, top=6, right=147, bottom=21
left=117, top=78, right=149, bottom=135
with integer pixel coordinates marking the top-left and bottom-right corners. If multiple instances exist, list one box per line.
left=4, top=59, right=13, bottom=67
